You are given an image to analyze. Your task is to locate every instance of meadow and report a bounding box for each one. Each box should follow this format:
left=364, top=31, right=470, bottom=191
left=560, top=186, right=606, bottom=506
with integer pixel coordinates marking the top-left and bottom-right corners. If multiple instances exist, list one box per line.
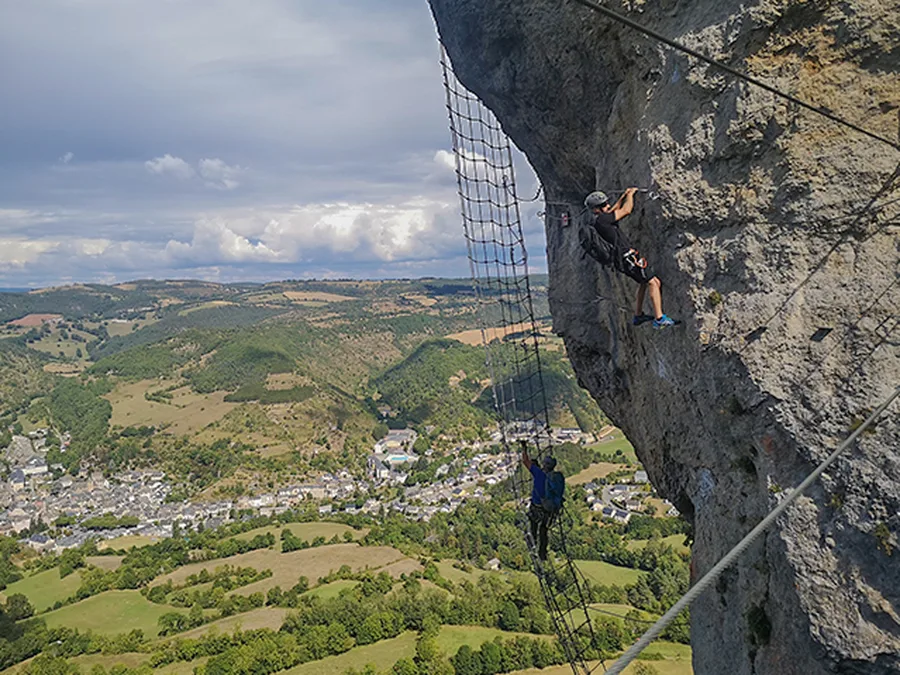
left=231, top=522, right=366, bottom=550
left=569, top=462, right=633, bottom=485
left=41, top=590, right=187, bottom=637
left=105, top=380, right=236, bottom=436
left=626, top=535, right=690, bottom=556
left=174, top=607, right=291, bottom=639
left=155, top=543, right=409, bottom=594
left=587, top=434, right=639, bottom=463
left=0, top=568, right=83, bottom=612
left=575, top=560, right=645, bottom=586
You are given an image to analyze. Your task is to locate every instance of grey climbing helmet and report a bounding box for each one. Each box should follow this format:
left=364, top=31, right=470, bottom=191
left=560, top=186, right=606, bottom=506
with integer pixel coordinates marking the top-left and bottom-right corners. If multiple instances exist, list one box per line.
left=584, top=191, right=609, bottom=208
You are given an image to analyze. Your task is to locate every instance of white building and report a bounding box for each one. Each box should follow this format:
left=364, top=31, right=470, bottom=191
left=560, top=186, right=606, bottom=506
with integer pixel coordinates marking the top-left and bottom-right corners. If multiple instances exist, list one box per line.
left=374, top=429, right=418, bottom=454
left=596, top=504, right=632, bottom=524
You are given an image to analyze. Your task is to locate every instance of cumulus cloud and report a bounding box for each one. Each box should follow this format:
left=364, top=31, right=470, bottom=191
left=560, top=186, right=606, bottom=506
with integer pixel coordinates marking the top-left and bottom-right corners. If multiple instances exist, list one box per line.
left=198, top=158, right=243, bottom=190
left=145, top=154, right=195, bottom=180
left=161, top=198, right=460, bottom=268
left=0, top=0, right=546, bottom=287
left=0, top=239, right=59, bottom=269
left=433, top=150, right=456, bottom=173
left=166, top=218, right=278, bottom=264
left=143, top=155, right=243, bottom=190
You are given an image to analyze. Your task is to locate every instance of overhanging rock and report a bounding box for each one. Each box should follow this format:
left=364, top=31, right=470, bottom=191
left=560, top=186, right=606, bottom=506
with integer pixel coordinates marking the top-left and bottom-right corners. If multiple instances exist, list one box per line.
left=429, top=1, right=900, bottom=673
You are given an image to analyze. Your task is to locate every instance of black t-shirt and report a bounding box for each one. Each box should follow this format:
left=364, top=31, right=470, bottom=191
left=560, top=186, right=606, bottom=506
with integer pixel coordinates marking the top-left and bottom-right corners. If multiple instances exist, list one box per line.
left=591, top=211, right=632, bottom=251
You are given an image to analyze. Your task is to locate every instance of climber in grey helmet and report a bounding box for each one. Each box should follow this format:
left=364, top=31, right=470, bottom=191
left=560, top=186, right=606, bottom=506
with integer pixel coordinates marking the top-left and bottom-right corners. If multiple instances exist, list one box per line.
left=584, top=188, right=676, bottom=329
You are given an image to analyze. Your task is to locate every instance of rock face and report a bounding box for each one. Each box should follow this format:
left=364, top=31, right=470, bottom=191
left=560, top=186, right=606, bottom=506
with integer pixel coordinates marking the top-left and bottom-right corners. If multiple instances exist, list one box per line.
left=429, top=1, right=900, bottom=673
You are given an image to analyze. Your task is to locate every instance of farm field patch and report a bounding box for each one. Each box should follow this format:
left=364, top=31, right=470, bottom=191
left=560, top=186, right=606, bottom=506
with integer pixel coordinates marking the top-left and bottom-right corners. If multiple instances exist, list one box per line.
left=626, top=535, right=690, bottom=556
left=282, top=632, right=418, bottom=675
left=106, top=380, right=236, bottom=435
left=156, top=544, right=408, bottom=596
left=0, top=568, right=82, bottom=612
left=232, top=522, right=366, bottom=550
left=569, top=462, right=633, bottom=485
left=574, top=560, right=644, bottom=587
left=175, top=607, right=291, bottom=639
left=41, top=590, right=187, bottom=637
left=100, top=535, right=160, bottom=551
left=85, top=555, right=124, bottom=570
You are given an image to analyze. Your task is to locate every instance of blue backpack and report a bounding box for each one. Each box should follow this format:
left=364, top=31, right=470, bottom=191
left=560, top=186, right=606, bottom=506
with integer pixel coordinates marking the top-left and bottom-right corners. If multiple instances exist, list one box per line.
left=543, top=472, right=565, bottom=513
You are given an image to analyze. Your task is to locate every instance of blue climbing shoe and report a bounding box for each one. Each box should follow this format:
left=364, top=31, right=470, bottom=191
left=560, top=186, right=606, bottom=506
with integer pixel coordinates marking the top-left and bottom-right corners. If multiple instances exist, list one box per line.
left=652, top=314, right=676, bottom=329
left=632, top=314, right=654, bottom=326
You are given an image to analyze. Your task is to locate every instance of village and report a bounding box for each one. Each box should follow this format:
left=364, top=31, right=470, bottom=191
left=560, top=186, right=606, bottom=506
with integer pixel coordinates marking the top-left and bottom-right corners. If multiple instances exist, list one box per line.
left=0, top=425, right=671, bottom=555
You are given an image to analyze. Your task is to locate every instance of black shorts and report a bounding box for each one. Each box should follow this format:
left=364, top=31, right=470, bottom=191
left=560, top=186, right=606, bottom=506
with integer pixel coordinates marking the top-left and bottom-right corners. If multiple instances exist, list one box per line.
left=620, top=251, right=655, bottom=284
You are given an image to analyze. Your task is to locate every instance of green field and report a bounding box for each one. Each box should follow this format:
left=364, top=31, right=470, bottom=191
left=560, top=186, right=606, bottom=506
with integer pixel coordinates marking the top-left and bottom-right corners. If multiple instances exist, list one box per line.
left=588, top=433, right=638, bottom=463
left=67, top=653, right=150, bottom=672
left=303, top=579, right=360, bottom=600
left=435, top=561, right=486, bottom=585
left=569, top=462, right=634, bottom=485
left=157, top=544, right=408, bottom=598
left=85, top=555, right=124, bottom=570
left=99, top=534, right=160, bottom=551
left=175, top=607, right=291, bottom=640
left=590, top=603, right=651, bottom=620
left=280, top=626, right=542, bottom=675
left=283, top=632, right=419, bottom=675
left=510, top=656, right=692, bottom=675
left=41, top=590, right=187, bottom=637
left=155, top=657, right=209, bottom=675
left=435, top=625, right=551, bottom=653
left=1, top=568, right=82, bottom=612
left=233, top=521, right=367, bottom=551
left=509, top=641, right=692, bottom=675
left=626, top=535, right=690, bottom=556
left=575, top=560, right=644, bottom=587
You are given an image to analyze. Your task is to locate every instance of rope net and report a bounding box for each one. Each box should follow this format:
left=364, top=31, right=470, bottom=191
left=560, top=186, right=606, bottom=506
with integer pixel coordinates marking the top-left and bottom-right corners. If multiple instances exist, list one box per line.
left=440, top=43, right=601, bottom=675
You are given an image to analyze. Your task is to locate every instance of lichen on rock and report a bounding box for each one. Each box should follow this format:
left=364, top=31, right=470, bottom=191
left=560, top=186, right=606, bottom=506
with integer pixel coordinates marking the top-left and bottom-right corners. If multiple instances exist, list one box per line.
left=430, top=0, right=900, bottom=672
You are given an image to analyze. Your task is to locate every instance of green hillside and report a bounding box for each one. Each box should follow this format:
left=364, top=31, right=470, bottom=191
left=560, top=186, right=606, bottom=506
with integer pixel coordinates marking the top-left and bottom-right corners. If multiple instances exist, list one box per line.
left=374, top=339, right=608, bottom=433
left=0, top=278, right=596, bottom=489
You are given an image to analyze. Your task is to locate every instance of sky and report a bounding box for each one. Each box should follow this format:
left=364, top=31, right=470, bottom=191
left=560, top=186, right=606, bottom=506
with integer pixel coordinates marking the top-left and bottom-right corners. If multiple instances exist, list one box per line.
left=0, top=0, right=543, bottom=288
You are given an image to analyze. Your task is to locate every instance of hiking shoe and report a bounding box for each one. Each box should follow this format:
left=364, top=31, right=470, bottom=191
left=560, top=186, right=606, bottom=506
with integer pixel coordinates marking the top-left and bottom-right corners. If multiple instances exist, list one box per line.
left=653, top=314, right=676, bottom=329
left=632, top=314, right=654, bottom=326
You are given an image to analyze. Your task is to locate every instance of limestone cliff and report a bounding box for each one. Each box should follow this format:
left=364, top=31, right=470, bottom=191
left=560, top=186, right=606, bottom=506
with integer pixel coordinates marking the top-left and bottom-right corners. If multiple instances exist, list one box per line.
left=429, top=1, right=900, bottom=673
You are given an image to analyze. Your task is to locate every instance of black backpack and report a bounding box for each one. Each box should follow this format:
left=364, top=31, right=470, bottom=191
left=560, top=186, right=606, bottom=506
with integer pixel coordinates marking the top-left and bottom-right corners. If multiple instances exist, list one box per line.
left=578, top=217, right=619, bottom=267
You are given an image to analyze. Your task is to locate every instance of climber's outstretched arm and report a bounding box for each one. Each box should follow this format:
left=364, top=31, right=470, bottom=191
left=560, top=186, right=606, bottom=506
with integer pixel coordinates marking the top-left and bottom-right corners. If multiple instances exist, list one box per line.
left=612, top=187, right=638, bottom=221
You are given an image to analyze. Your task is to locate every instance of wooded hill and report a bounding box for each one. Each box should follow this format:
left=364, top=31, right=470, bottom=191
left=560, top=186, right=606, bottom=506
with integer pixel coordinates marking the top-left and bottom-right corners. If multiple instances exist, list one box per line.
left=0, top=277, right=602, bottom=491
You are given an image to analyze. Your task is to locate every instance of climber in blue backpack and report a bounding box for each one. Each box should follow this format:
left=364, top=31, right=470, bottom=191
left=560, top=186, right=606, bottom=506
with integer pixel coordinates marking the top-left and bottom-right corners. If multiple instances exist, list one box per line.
left=581, top=188, right=677, bottom=329
left=521, top=441, right=565, bottom=561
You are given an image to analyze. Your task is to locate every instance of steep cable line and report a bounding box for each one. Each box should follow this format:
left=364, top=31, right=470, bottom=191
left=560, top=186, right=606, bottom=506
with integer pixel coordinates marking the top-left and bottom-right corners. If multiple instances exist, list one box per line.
left=568, top=0, right=900, bottom=153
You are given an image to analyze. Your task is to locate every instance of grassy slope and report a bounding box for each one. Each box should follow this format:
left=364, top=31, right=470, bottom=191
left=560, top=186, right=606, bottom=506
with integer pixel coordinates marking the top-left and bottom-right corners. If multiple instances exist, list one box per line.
left=302, top=580, right=360, bottom=600
left=282, top=626, right=548, bottom=675
left=155, top=544, right=408, bottom=594
left=574, top=560, right=644, bottom=586
left=1, top=569, right=82, bottom=612
left=174, top=607, right=291, bottom=639
left=283, top=632, right=419, bottom=675
left=626, top=535, right=691, bottom=556
left=41, top=590, right=187, bottom=637
left=586, top=435, right=639, bottom=463
left=232, top=522, right=367, bottom=551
